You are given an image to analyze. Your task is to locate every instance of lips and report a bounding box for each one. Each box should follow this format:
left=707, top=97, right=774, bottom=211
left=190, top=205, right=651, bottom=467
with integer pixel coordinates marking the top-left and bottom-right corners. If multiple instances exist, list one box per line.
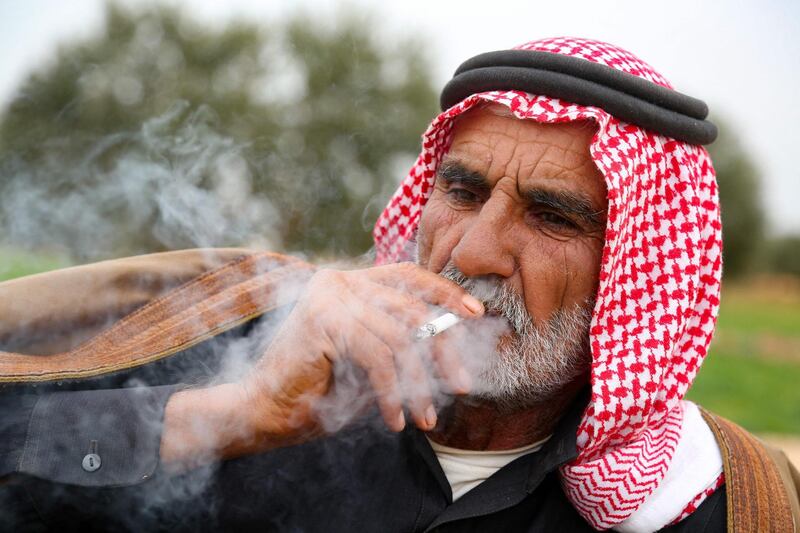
left=484, top=308, right=503, bottom=318
left=479, top=307, right=519, bottom=338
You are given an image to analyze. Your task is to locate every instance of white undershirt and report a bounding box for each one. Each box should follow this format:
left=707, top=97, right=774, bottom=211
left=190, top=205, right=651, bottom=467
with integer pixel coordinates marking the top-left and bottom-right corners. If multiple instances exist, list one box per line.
left=427, top=435, right=551, bottom=501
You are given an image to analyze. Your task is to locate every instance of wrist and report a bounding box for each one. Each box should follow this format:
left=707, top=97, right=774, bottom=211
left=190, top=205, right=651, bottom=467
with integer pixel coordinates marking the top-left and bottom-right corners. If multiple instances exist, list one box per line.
left=160, top=383, right=262, bottom=471
left=237, top=375, right=316, bottom=449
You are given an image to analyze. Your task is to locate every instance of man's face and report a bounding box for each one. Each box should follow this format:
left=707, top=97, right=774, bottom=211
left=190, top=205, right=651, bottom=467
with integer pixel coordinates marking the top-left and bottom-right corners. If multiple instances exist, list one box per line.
left=416, top=105, right=607, bottom=405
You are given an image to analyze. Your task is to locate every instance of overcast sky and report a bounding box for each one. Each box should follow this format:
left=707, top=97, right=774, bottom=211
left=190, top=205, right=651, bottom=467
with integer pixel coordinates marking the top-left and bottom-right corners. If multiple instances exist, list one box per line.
left=1, top=0, right=798, bottom=234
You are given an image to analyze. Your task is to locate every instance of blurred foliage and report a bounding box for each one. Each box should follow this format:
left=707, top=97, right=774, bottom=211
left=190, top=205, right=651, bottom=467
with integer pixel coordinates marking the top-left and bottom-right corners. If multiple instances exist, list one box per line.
left=709, top=122, right=800, bottom=279
left=707, top=119, right=767, bottom=278
left=0, top=2, right=793, bottom=277
left=686, top=278, right=800, bottom=433
left=766, top=235, right=800, bottom=278
left=0, top=2, right=438, bottom=259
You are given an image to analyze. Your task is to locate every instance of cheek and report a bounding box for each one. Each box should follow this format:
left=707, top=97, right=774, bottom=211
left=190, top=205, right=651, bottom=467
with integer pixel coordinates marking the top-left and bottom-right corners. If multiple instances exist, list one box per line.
left=518, top=235, right=604, bottom=322
left=417, top=197, right=468, bottom=272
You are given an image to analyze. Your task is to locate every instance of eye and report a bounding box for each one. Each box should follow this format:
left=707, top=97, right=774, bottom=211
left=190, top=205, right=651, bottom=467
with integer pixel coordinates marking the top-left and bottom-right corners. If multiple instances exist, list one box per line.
left=446, top=187, right=480, bottom=205
left=528, top=210, right=581, bottom=236
left=539, top=212, right=576, bottom=228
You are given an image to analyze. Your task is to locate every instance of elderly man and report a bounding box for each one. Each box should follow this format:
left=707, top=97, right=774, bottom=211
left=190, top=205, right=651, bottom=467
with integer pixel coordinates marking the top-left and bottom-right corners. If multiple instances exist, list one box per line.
left=2, top=37, right=798, bottom=532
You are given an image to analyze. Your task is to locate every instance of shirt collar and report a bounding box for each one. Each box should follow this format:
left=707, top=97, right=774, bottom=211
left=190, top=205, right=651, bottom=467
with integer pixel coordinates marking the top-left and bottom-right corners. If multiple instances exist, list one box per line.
left=523, top=386, right=586, bottom=492
left=409, top=387, right=588, bottom=500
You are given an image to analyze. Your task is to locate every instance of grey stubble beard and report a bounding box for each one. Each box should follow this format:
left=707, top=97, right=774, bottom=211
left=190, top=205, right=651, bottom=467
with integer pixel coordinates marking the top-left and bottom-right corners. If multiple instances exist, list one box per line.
left=437, top=261, right=594, bottom=412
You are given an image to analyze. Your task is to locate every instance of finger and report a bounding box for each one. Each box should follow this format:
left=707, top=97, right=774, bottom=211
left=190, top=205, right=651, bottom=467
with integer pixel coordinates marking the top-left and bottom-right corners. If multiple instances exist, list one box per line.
left=335, top=292, right=437, bottom=431
left=344, top=280, right=471, bottom=395
left=336, top=289, right=420, bottom=349
left=430, top=329, right=472, bottom=395
left=346, top=280, right=431, bottom=327
left=341, top=321, right=406, bottom=432
left=394, top=344, right=437, bottom=431
left=363, top=263, right=484, bottom=318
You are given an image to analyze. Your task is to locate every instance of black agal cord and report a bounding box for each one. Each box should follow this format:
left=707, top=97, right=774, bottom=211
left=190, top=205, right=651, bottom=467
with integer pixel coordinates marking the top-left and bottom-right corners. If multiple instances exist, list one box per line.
left=440, top=50, right=717, bottom=145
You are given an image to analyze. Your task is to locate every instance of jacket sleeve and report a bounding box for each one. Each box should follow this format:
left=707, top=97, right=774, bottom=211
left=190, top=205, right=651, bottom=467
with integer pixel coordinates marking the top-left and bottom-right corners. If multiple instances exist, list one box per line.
left=0, top=394, right=38, bottom=477
left=1, top=385, right=179, bottom=486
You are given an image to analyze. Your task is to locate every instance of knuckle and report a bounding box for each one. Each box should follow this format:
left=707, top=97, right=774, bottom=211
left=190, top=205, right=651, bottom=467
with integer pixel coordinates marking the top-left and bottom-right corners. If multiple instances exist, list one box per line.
left=411, top=300, right=430, bottom=317
left=439, top=278, right=463, bottom=296
left=379, top=348, right=397, bottom=369
left=391, top=332, right=412, bottom=351
left=394, top=262, right=418, bottom=275
left=313, top=268, right=342, bottom=285
left=367, top=346, right=394, bottom=369
left=400, top=292, right=420, bottom=309
left=309, top=270, right=331, bottom=288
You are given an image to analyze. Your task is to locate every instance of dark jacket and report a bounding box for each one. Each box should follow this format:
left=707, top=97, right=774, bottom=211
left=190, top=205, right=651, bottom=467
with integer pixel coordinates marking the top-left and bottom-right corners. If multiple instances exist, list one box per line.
left=0, top=372, right=726, bottom=532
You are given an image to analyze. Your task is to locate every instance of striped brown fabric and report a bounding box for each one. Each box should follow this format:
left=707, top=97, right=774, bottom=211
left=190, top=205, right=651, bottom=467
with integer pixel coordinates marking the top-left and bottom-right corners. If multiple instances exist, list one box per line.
left=700, top=407, right=798, bottom=532
left=0, top=250, right=313, bottom=384
left=0, top=248, right=256, bottom=355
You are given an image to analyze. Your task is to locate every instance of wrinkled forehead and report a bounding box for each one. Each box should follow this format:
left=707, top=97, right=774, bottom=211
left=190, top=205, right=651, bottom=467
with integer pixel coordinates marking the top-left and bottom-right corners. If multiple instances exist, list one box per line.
left=439, top=103, right=606, bottom=203
left=446, top=103, right=599, bottom=159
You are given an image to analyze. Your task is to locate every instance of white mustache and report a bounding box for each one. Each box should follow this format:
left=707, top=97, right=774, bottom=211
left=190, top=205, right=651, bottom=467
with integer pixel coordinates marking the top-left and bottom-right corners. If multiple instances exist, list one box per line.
left=438, top=262, right=530, bottom=335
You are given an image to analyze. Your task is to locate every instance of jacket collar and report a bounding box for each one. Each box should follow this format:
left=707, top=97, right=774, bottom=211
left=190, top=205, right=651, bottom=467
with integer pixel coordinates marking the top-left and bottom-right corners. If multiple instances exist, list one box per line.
left=409, top=387, right=588, bottom=503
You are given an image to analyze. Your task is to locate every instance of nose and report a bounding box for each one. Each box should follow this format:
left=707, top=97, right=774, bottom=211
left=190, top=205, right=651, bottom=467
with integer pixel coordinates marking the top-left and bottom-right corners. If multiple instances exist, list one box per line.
left=450, top=196, right=516, bottom=279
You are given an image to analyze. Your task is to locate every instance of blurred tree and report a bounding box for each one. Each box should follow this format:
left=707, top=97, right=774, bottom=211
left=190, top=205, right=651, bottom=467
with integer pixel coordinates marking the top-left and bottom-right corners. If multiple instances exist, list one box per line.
left=0, top=2, right=438, bottom=259
left=707, top=119, right=766, bottom=278
left=1, top=4, right=772, bottom=273
left=766, top=235, right=800, bottom=277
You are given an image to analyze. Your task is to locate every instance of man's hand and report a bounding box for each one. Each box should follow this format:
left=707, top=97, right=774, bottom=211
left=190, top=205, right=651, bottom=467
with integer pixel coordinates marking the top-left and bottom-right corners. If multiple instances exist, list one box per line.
left=160, top=263, right=484, bottom=470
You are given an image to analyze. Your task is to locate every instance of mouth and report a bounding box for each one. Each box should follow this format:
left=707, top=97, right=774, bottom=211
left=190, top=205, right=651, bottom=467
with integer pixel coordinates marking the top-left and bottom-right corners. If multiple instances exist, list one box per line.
left=480, top=307, right=517, bottom=338
left=484, top=307, right=503, bottom=318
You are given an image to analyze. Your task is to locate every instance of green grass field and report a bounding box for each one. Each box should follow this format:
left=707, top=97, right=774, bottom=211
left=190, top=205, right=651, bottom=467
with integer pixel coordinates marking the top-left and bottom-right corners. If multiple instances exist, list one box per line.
left=686, top=278, right=800, bottom=434
left=0, top=247, right=72, bottom=283
left=2, top=247, right=799, bottom=433
left=687, top=351, right=800, bottom=433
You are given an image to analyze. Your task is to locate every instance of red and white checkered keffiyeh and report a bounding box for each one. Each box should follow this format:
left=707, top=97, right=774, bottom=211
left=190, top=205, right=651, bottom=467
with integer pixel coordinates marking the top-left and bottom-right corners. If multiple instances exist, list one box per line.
left=373, top=37, right=723, bottom=530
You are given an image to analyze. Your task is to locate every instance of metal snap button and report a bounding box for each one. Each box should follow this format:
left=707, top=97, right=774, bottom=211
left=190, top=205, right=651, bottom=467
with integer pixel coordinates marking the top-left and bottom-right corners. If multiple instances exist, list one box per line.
left=82, top=453, right=102, bottom=472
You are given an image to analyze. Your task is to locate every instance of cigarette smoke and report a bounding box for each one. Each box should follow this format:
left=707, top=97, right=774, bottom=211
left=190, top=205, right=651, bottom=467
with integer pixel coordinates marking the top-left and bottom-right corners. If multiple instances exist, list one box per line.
left=0, top=10, right=472, bottom=531
left=0, top=97, right=592, bottom=533
left=0, top=101, right=316, bottom=528
left=0, top=101, right=280, bottom=262
left=308, top=259, right=594, bottom=432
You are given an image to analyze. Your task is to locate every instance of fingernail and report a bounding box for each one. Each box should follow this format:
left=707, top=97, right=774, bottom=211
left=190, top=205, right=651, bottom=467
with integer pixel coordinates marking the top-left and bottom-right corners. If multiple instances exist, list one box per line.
left=462, top=295, right=483, bottom=315
left=458, top=368, right=472, bottom=392
left=425, top=405, right=437, bottom=428
left=396, top=412, right=406, bottom=431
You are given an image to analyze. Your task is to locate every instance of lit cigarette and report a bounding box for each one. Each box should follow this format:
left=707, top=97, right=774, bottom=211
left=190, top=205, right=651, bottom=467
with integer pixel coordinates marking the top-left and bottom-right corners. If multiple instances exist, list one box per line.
left=413, top=312, right=461, bottom=340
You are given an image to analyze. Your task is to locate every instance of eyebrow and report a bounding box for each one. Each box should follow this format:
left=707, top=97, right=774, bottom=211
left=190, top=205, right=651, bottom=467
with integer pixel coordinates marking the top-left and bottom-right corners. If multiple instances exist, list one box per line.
left=436, top=159, right=605, bottom=229
left=437, top=161, right=492, bottom=196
